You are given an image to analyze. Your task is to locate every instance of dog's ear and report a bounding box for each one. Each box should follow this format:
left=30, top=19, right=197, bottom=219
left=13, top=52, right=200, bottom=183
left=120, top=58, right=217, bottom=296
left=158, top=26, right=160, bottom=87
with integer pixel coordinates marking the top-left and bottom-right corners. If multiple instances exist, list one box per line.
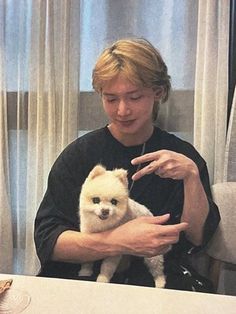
left=113, top=168, right=128, bottom=186
left=87, top=164, right=106, bottom=180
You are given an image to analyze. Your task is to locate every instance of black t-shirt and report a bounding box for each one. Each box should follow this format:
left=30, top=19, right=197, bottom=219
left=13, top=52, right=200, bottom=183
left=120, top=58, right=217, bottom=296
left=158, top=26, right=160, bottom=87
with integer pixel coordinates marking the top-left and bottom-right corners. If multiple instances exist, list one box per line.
left=34, top=126, right=220, bottom=274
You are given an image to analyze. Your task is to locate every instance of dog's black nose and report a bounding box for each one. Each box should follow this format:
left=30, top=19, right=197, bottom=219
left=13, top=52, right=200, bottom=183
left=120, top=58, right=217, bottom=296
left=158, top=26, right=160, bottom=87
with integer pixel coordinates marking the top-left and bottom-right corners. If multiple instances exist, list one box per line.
left=101, top=209, right=109, bottom=216
left=99, top=208, right=110, bottom=220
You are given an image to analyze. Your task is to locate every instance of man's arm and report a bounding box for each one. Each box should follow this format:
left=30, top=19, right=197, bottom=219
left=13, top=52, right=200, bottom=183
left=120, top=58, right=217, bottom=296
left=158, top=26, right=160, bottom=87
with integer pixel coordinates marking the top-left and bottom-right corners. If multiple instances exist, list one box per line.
left=181, top=167, right=209, bottom=246
left=131, top=150, right=210, bottom=247
left=52, top=215, right=188, bottom=263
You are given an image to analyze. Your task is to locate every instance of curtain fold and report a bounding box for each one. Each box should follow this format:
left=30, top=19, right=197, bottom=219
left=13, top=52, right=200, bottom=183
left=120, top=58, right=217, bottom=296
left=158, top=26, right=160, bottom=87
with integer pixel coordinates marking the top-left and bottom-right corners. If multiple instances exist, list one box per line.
left=194, top=0, right=230, bottom=184
left=0, top=5, right=13, bottom=272
left=24, top=0, right=80, bottom=275
left=0, top=0, right=79, bottom=275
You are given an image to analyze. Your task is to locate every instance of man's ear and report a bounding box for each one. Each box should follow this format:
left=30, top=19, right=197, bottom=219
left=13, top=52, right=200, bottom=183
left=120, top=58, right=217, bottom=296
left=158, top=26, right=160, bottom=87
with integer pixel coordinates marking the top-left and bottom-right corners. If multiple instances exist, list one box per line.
left=153, top=86, right=165, bottom=101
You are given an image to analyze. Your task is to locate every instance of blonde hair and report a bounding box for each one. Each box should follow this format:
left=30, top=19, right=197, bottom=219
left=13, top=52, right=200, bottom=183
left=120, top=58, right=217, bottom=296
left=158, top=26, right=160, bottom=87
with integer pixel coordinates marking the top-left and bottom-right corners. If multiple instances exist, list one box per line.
left=92, top=38, right=171, bottom=120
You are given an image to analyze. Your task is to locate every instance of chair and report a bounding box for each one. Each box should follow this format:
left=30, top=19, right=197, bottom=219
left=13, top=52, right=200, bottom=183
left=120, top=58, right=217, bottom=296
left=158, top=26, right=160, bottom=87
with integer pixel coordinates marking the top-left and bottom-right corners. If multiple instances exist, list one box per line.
left=207, top=182, right=236, bottom=295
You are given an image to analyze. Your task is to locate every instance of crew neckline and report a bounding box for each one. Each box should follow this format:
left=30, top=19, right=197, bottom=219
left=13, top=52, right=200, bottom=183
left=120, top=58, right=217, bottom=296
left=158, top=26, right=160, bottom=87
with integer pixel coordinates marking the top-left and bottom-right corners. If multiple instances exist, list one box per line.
left=104, top=124, right=158, bottom=149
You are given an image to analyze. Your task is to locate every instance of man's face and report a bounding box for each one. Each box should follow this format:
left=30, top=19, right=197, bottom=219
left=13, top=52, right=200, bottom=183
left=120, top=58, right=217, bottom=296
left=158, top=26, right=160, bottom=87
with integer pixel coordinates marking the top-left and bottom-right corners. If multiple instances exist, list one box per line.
left=101, top=74, right=161, bottom=145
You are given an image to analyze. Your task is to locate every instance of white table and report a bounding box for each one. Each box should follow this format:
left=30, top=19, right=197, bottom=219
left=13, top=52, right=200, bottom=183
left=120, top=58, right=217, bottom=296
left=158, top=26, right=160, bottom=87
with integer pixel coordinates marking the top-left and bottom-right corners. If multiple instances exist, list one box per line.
left=1, top=274, right=236, bottom=314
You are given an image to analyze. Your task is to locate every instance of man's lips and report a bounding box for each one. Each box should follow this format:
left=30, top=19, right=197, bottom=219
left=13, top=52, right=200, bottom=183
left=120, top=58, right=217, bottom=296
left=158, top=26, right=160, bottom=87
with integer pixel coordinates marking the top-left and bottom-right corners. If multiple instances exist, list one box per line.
left=117, top=119, right=135, bottom=126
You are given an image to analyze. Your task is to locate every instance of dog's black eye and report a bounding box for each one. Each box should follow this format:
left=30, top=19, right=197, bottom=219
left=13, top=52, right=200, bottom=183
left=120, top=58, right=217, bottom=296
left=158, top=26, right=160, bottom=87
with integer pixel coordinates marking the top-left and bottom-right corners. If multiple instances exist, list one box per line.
left=92, top=197, right=100, bottom=204
left=111, top=198, right=118, bottom=205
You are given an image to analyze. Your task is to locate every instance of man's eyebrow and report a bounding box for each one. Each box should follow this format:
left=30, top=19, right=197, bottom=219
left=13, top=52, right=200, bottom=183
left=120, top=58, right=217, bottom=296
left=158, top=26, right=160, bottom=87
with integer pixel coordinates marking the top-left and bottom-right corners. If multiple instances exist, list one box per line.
left=102, top=93, right=117, bottom=96
left=102, top=89, right=140, bottom=96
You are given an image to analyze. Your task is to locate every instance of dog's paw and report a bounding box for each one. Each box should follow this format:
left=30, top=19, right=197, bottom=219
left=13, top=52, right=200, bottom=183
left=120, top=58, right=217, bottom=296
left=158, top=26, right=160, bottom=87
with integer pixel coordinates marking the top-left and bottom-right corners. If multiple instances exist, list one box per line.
left=78, top=269, right=93, bottom=277
left=96, top=274, right=110, bottom=283
left=155, top=276, right=166, bottom=288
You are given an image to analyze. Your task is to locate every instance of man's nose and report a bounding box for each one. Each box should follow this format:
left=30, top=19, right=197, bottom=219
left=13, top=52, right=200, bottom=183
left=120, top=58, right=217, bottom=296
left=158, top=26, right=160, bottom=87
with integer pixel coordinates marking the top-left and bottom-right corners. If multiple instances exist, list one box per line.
left=117, top=99, right=131, bottom=116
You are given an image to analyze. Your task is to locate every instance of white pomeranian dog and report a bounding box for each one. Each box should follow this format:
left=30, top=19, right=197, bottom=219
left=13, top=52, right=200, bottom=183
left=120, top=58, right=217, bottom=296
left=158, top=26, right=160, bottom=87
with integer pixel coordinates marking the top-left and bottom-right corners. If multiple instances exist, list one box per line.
left=78, top=164, right=166, bottom=288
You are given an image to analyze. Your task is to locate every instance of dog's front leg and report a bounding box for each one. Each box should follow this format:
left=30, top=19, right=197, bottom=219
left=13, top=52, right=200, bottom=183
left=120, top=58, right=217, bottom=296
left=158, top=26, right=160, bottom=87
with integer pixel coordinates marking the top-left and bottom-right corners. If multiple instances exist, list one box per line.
left=97, top=255, right=122, bottom=283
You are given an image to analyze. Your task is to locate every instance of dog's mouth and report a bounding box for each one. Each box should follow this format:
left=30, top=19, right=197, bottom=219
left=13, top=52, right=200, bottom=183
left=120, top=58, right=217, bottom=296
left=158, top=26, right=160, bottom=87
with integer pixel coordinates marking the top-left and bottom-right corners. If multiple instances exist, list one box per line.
left=98, top=209, right=110, bottom=220
left=98, top=214, right=109, bottom=220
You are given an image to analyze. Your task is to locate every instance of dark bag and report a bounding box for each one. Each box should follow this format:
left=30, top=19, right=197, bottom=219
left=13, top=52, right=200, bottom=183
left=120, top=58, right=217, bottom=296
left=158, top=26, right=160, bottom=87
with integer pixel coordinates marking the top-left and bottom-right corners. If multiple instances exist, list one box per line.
left=164, top=258, right=215, bottom=293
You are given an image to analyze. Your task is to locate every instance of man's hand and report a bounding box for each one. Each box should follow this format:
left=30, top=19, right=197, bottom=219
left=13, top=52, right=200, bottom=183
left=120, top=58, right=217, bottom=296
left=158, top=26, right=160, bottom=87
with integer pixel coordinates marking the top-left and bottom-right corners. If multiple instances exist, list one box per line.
left=108, top=214, right=188, bottom=257
left=131, top=150, right=199, bottom=181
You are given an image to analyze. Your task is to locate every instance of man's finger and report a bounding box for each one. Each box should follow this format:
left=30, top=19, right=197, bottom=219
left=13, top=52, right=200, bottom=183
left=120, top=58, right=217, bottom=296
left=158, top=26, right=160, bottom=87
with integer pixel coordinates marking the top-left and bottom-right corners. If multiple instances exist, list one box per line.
left=158, top=222, right=189, bottom=236
left=151, top=214, right=170, bottom=225
left=131, top=152, right=161, bottom=165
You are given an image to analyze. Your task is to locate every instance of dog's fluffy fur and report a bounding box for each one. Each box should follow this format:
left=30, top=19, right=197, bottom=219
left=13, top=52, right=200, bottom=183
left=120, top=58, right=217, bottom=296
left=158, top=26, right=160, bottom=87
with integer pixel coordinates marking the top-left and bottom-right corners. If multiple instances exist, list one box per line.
left=78, top=164, right=166, bottom=288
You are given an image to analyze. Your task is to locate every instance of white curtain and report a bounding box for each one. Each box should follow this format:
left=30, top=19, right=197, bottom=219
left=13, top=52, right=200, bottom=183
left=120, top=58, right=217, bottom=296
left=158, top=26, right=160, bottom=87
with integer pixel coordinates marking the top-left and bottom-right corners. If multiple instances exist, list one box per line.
left=194, top=0, right=230, bottom=184
left=24, top=0, right=80, bottom=275
left=0, top=0, right=80, bottom=275
left=0, top=3, right=13, bottom=272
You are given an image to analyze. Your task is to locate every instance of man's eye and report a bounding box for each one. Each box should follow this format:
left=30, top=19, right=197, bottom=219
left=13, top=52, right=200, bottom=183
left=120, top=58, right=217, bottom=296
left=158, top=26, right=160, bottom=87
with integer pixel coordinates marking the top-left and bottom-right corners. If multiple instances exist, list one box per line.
left=111, top=198, right=118, bottom=205
left=106, top=98, right=117, bottom=103
left=103, top=96, right=117, bottom=103
left=130, top=95, right=142, bottom=101
left=92, top=197, right=100, bottom=204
